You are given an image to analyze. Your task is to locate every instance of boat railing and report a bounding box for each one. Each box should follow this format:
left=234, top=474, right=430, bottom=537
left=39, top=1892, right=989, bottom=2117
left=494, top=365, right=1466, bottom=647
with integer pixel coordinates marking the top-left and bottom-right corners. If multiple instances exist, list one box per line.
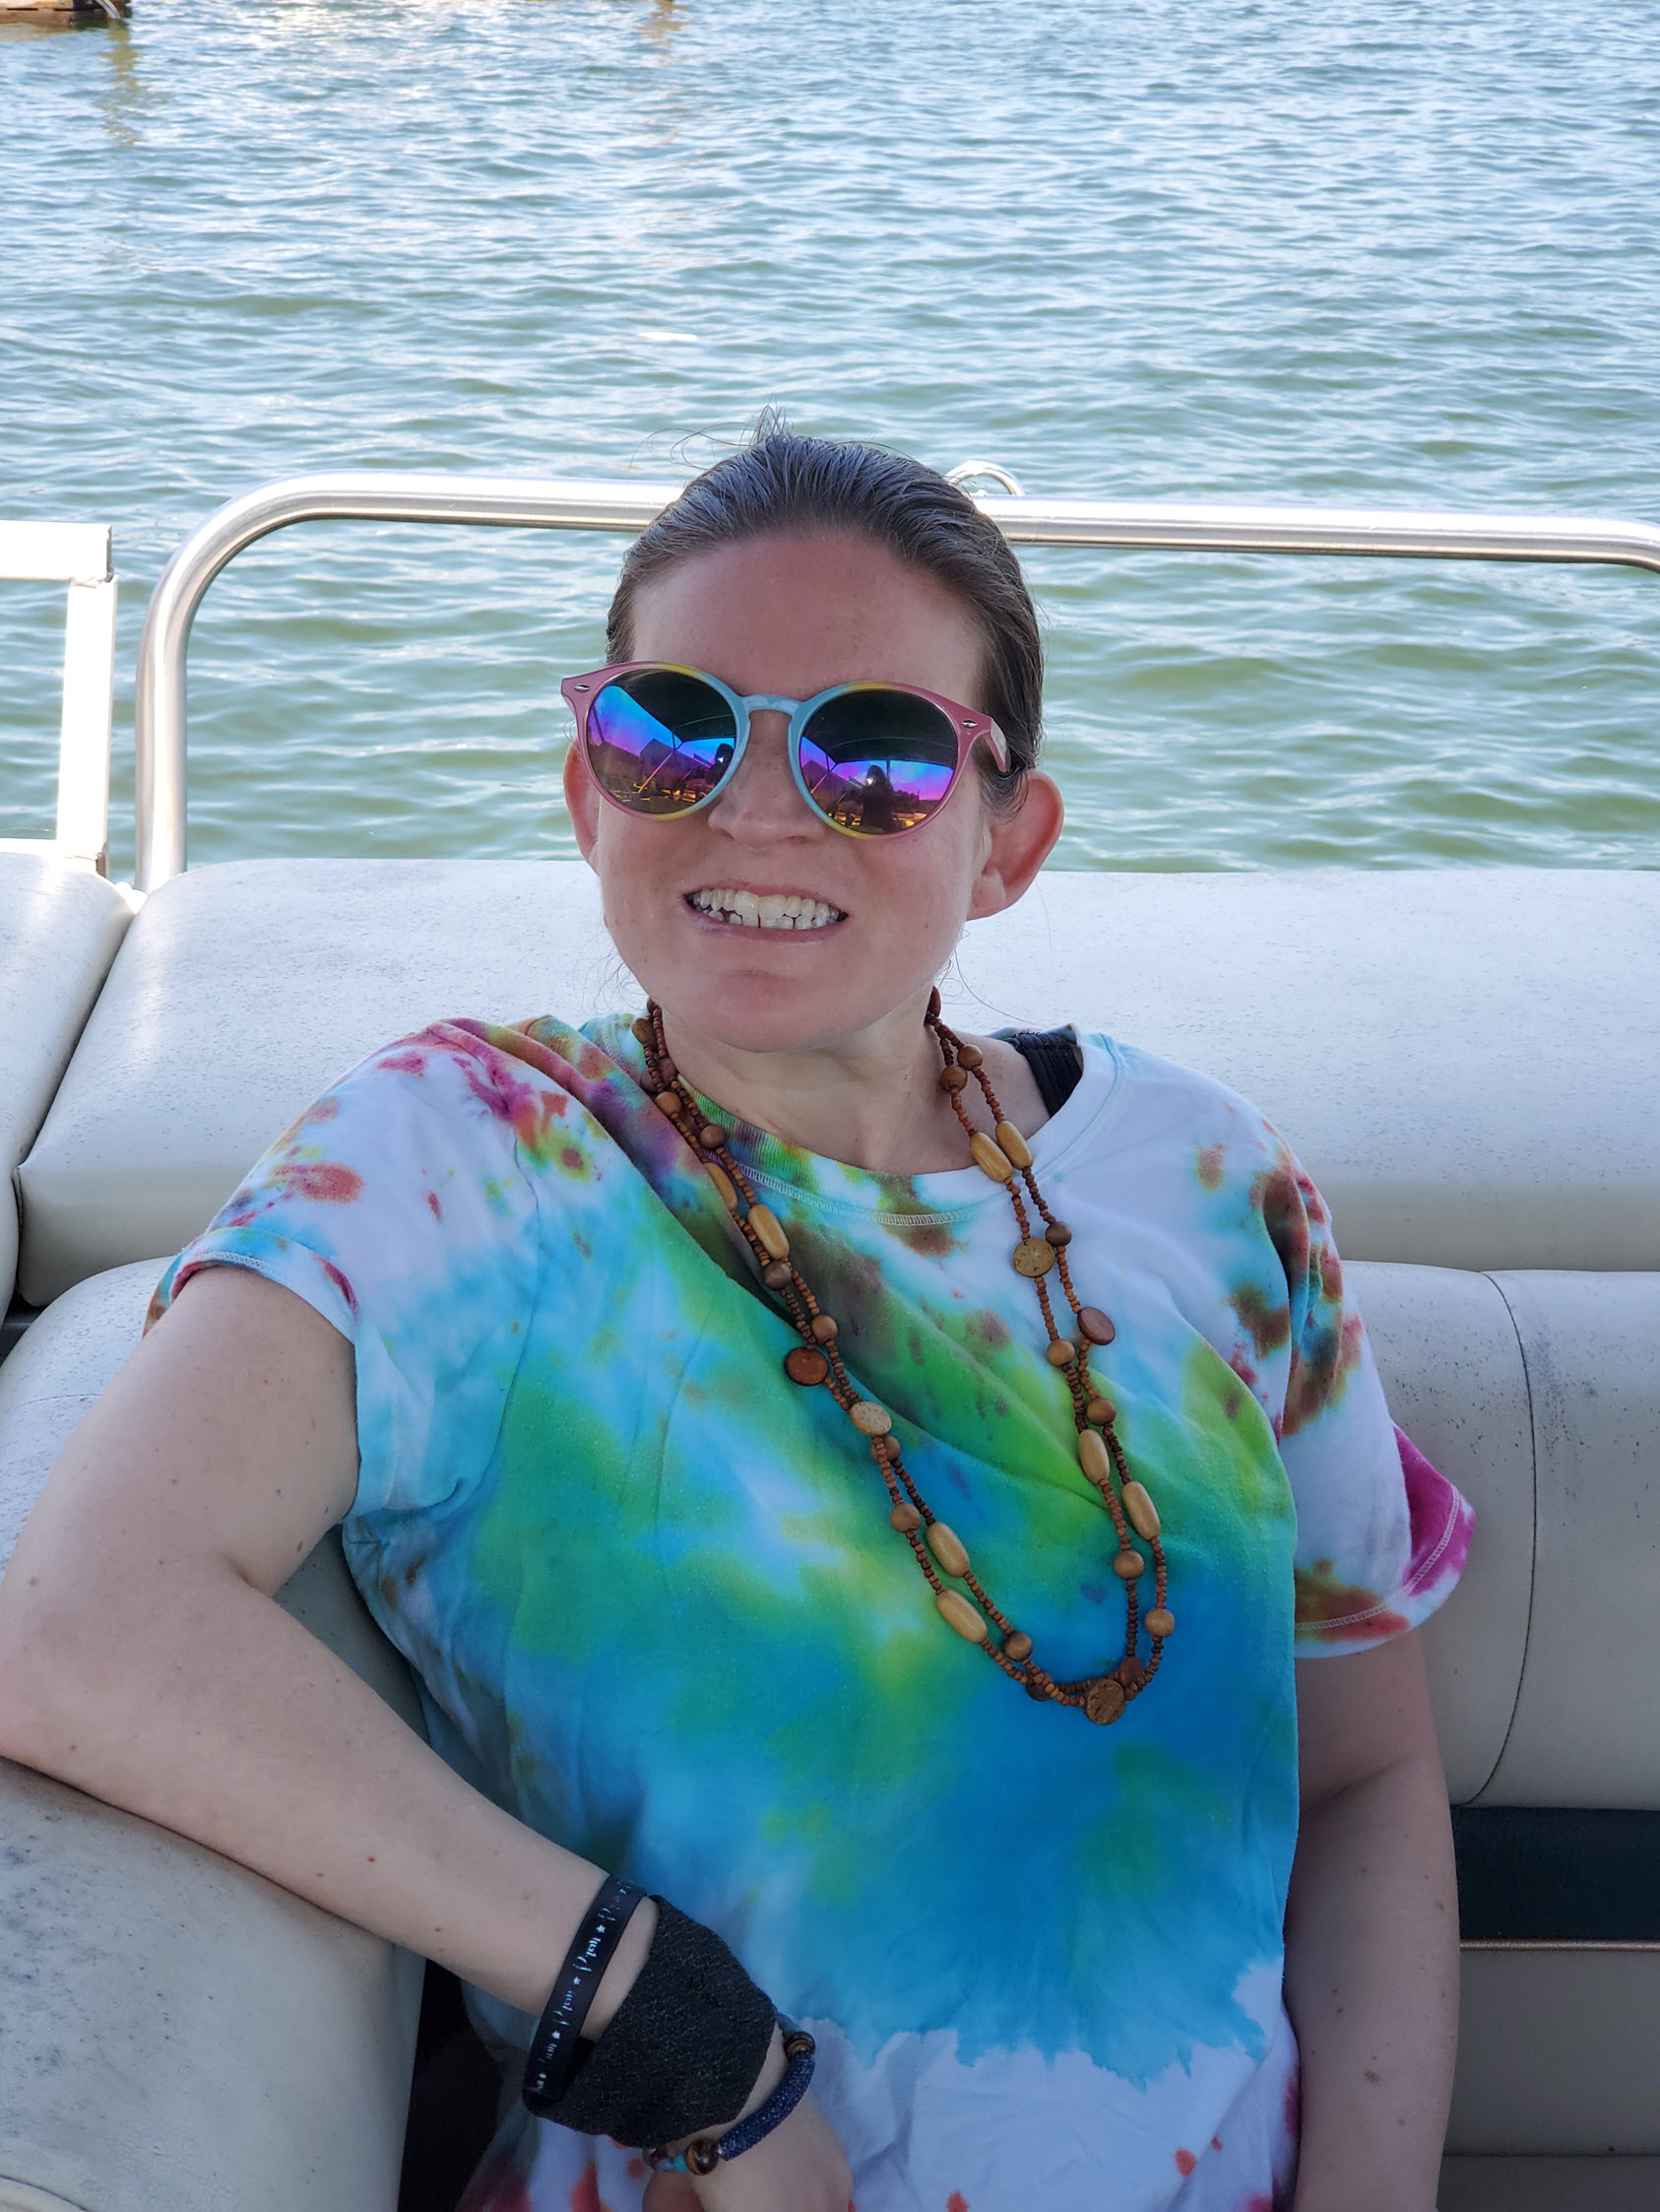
left=0, top=518, right=116, bottom=876
left=131, top=471, right=1660, bottom=893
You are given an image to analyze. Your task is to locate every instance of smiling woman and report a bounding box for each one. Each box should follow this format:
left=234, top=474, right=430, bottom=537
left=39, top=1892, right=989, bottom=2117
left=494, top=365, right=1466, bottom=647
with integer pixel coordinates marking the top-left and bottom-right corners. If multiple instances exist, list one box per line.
left=0, top=427, right=1469, bottom=2212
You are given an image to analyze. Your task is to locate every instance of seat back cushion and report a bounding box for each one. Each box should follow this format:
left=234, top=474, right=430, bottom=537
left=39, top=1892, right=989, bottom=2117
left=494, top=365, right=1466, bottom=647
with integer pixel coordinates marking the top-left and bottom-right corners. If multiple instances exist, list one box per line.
left=0, top=1263, right=424, bottom=2212
left=17, top=862, right=1660, bottom=1301
left=0, top=853, right=131, bottom=1308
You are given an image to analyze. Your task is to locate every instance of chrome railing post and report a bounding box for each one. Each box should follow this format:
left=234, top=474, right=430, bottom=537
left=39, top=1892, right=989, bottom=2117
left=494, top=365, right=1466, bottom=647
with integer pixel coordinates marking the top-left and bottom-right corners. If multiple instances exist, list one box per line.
left=132, top=474, right=1660, bottom=893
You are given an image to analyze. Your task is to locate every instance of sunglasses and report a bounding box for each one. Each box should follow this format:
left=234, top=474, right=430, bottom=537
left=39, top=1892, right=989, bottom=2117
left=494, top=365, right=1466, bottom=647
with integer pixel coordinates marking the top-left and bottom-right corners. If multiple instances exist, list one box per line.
left=562, top=662, right=1009, bottom=838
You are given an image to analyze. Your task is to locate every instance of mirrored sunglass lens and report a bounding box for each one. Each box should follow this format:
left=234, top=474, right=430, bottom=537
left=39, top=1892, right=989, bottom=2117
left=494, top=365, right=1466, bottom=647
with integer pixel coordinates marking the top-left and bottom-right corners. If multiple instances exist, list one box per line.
left=586, top=670, right=738, bottom=814
left=798, top=688, right=959, bottom=834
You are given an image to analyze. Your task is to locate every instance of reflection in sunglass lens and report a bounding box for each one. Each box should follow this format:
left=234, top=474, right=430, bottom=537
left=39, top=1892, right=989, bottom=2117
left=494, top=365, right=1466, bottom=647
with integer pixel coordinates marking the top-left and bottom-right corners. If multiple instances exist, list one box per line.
left=586, top=669, right=738, bottom=814
left=798, top=686, right=959, bottom=835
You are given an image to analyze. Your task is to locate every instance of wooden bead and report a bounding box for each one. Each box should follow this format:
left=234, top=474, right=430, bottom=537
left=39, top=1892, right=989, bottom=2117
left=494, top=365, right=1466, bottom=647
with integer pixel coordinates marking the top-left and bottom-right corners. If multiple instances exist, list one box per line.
left=926, top=1522, right=970, bottom=1578
left=810, top=1313, right=839, bottom=1342
left=747, top=1204, right=790, bottom=1261
left=654, top=1089, right=682, bottom=1117
left=970, top=1132, right=1015, bottom=1182
left=698, top=1123, right=725, bottom=1152
left=889, top=1500, right=922, bottom=1533
left=1117, top=1655, right=1147, bottom=1690
left=632, top=1015, right=657, bottom=1045
left=761, top=1260, right=794, bottom=1290
left=1046, top=1219, right=1073, bottom=1247
left=1046, top=1337, right=1078, bottom=1367
left=938, top=1065, right=970, bottom=1092
left=936, top=1589, right=989, bottom=1643
left=1012, top=1236, right=1055, bottom=1277
left=656, top=1058, right=678, bottom=1086
left=1085, top=1396, right=1117, bottom=1427
left=1084, top=1676, right=1127, bottom=1726
left=704, top=1161, right=738, bottom=1210
left=1121, top=1480, right=1161, bottom=1540
left=1113, top=1548, right=1144, bottom=1581
left=927, top=986, right=942, bottom=1017
left=872, top=1434, right=902, bottom=1462
left=954, top=1043, right=984, bottom=1071
left=1025, top=1670, right=1053, bottom=1701
left=1145, top=1606, right=1176, bottom=1639
left=1002, top=1628, right=1033, bottom=1662
left=994, top=1120, right=1033, bottom=1170
left=1077, top=1428, right=1112, bottom=1486
left=783, top=1345, right=830, bottom=1387
left=850, top=1399, right=892, bottom=1436
left=1077, top=1307, right=1116, bottom=1345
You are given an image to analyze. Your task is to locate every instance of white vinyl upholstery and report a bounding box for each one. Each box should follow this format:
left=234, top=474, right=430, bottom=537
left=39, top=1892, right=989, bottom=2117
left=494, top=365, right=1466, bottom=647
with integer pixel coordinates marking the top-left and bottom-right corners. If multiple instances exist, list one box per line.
left=0, top=852, right=131, bottom=1310
left=1345, top=1263, right=1534, bottom=1806
left=0, top=1265, right=424, bottom=2212
left=16, top=862, right=1660, bottom=1303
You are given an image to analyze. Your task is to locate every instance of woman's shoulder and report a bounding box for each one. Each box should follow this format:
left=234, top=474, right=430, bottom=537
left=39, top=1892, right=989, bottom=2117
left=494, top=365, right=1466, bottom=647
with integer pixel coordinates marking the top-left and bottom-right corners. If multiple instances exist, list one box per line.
left=1072, top=1028, right=1290, bottom=1167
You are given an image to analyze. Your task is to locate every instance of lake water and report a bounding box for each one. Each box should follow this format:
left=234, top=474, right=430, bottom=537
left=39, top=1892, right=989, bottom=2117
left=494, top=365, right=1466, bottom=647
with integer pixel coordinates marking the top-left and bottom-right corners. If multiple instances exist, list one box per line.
left=3, top=0, right=1659, bottom=878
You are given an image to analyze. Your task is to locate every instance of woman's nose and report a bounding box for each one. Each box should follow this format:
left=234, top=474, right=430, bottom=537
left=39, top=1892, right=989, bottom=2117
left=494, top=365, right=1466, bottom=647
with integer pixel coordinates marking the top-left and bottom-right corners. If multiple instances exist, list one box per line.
left=706, top=712, right=815, bottom=840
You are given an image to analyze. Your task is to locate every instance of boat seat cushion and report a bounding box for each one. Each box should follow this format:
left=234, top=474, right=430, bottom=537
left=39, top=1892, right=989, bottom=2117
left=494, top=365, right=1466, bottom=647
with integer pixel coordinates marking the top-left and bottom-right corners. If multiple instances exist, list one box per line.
left=0, top=851, right=131, bottom=1311
left=0, top=1261, right=424, bottom=2212
left=15, top=860, right=1660, bottom=1304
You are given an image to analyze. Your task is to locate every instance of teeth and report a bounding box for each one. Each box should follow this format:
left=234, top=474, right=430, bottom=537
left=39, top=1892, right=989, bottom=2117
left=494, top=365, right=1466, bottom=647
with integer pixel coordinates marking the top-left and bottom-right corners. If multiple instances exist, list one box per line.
left=688, top=887, right=844, bottom=931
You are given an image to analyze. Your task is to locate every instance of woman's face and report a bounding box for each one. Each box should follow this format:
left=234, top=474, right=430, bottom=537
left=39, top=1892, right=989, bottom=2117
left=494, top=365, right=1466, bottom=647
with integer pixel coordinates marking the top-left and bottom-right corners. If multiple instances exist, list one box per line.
left=564, top=530, right=1062, bottom=1057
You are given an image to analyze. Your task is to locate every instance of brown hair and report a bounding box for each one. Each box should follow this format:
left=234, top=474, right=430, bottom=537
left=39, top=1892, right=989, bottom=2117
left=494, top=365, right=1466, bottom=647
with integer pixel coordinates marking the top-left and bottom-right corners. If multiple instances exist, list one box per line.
left=606, top=419, right=1043, bottom=810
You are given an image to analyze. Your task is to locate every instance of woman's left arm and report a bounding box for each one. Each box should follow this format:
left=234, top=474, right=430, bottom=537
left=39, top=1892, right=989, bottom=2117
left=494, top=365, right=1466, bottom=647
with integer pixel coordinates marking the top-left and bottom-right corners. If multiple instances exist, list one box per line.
left=1284, top=1630, right=1459, bottom=2212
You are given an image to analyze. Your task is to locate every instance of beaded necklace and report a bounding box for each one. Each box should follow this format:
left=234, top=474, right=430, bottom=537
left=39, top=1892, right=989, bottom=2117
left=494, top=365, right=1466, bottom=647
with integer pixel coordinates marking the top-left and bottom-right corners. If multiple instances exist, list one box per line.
left=633, top=993, right=1173, bottom=1725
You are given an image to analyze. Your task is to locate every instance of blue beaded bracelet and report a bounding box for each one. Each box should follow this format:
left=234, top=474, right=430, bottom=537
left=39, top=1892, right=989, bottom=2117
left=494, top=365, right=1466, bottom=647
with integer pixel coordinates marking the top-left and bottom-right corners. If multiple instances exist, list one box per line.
left=645, top=2018, right=816, bottom=2177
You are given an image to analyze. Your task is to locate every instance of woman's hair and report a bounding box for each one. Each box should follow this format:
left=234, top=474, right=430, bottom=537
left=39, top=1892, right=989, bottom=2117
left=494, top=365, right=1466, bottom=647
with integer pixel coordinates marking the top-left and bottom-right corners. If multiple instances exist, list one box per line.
left=606, top=418, right=1043, bottom=810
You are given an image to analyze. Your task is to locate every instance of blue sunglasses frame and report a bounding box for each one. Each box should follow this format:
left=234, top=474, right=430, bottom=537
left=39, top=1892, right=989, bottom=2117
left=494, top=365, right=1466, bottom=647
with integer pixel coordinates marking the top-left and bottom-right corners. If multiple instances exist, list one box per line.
left=562, top=661, right=1010, bottom=838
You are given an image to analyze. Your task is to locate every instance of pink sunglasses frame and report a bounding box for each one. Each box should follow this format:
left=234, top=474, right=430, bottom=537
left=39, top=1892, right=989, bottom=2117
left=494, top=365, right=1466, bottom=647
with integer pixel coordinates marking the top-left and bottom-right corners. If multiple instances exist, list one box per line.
left=561, top=661, right=1010, bottom=838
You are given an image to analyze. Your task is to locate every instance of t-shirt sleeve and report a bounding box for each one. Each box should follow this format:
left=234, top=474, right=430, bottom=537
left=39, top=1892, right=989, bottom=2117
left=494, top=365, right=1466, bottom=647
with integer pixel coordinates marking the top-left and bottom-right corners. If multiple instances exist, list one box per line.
left=145, top=1021, right=544, bottom=1522
left=1245, top=1131, right=1475, bottom=1657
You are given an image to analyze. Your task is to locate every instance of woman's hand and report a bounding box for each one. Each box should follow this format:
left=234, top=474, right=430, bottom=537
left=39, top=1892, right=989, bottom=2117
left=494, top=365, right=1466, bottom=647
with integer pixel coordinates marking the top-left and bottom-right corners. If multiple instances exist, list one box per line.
left=641, top=2090, right=852, bottom=2212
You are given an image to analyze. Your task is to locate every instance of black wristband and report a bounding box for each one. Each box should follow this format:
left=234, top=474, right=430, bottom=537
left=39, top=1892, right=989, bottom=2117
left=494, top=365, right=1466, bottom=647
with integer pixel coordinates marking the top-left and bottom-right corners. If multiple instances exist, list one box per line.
left=523, top=1896, right=777, bottom=2149
left=522, top=1875, right=648, bottom=2111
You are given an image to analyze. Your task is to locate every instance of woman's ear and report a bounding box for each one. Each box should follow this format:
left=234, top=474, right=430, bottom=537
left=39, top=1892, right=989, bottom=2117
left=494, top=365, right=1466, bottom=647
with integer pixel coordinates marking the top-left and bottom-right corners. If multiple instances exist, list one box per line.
left=563, top=739, right=602, bottom=868
left=967, top=770, right=1065, bottom=921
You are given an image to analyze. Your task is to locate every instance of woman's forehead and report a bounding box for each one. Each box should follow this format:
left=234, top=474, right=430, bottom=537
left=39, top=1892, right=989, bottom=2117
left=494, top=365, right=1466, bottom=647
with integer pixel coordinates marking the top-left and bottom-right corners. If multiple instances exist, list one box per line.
left=627, top=531, right=985, bottom=696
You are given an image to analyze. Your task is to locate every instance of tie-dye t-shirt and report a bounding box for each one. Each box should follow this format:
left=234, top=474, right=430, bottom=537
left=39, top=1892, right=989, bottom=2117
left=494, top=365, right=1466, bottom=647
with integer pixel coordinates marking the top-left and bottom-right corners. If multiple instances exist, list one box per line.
left=150, top=1011, right=1471, bottom=2212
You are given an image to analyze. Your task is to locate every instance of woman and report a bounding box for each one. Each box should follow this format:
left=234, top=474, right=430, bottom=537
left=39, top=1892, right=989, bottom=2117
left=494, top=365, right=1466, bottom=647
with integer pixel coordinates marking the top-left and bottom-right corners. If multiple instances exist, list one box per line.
left=0, top=428, right=1470, bottom=2212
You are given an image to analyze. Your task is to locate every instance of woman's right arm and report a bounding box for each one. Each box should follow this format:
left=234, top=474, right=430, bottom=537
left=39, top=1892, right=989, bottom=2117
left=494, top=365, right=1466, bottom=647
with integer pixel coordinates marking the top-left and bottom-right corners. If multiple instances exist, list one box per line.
left=0, top=1265, right=849, bottom=2211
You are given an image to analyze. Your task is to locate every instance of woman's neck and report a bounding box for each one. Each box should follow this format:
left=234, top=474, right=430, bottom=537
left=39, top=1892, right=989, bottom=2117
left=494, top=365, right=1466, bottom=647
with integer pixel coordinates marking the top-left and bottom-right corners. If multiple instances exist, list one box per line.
left=655, top=998, right=1048, bottom=1174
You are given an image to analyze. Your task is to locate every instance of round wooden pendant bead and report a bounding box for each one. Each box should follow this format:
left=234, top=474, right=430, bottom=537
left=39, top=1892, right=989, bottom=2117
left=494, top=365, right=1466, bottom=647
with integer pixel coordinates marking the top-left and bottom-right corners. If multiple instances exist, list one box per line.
left=1046, top=1219, right=1073, bottom=1247
left=1113, top=1548, right=1144, bottom=1581
left=810, top=1313, right=839, bottom=1342
left=705, top=1161, right=738, bottom=1210
left=1012, top=1236, right=1056, bottom=1278
left=970, top=1132, right=1015, bottom=1182
left=936, top=1589, right=989, bottom=1644
left=747, top=1204, right=790, bottom=1262
left=655, top=1090, right=682, bottom=1117
left=954, top=1043, right=984, bottom=1071
left=890, top=1500, right=923, bottom=1533
left=1002, top=1628, right=1034, bottom=1662
left=631, top=1015, right=657, bottom=1046
left=1076, top=1428, right=1112, bottom=1486
left=761, top=1260, right=794, bottom=1290
left=994, top=1120, right=1034, bottom=1171
left=698, top=1124, right=725, bottom=1152
left=1117, top=1656, right=1148, bottom=1690
left=1077, top=1307, right=1116, bottom=1346
left=1145, top=1606, right=1176, bottom=1639
left=926, top=1522, right=971, bottom=1578
left=1121, top=1480, right=1161, bottom=1540
left=873, top=1434, right=902, bottom=1462
left=1085, top=1676, right=1127, bottom=1726
left=850, top=1399, right=892, bottom=1437
left=1046, top=1338, right=1078, bottom=1368
left=939, top=1065, right=970, bottom=1092
left=784, top=1345, right=831, bottom=1387
left=1085, top=1397, right=1117, bottom=1427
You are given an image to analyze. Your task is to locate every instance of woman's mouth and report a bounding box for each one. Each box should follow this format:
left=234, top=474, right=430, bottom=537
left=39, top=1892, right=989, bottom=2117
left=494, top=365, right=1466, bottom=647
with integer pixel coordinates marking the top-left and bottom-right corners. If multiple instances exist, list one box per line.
left=686, top=886, right=847, bottom=931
